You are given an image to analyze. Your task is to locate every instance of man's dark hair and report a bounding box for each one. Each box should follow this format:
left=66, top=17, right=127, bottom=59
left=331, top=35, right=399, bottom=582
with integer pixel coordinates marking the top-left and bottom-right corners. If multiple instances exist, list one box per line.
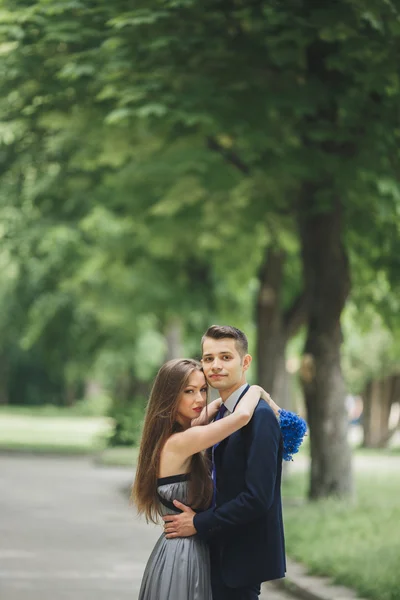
left=201, top=325, right=248, bottom=357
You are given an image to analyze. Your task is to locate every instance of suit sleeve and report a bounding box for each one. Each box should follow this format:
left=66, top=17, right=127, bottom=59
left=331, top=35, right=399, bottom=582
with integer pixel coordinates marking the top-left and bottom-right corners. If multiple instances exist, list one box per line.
left=194, top=405, right=281, bottom=541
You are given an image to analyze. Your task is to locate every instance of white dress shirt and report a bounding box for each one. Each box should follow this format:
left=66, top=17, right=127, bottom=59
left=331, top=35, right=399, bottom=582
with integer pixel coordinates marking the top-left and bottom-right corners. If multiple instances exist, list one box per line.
left=221, top=383, right=249, bottom=417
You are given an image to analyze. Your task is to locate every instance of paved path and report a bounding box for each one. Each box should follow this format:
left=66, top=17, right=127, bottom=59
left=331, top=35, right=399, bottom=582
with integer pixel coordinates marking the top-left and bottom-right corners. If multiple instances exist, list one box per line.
left=0, top=455, right=296, bottom=600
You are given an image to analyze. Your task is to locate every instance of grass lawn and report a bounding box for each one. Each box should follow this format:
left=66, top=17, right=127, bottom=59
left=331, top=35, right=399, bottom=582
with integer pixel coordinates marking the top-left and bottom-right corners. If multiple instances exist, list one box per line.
left=94, top=446, right=139, bottom=467
left=282, top=465, right=400, bottom=600
left=0, top=409, right=113, bottom=453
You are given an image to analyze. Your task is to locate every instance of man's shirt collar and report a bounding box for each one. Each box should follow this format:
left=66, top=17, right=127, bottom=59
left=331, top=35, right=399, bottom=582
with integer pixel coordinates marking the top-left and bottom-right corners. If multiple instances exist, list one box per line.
left=223, top=383, right=249, bottom=414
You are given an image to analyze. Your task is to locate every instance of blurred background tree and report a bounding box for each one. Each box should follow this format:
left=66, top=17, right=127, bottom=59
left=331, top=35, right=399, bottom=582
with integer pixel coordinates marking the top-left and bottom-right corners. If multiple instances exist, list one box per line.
left=0, top=0, right=399, bottom=502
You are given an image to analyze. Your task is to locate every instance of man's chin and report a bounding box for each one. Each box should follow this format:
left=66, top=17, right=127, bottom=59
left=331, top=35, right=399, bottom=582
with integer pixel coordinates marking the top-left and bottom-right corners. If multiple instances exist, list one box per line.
left=207, top=378, right=229, bottom=389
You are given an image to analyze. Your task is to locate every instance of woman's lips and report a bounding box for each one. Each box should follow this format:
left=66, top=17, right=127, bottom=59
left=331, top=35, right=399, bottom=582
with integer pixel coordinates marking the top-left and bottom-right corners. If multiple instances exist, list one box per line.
left=193, top=407, right=202, bottom=413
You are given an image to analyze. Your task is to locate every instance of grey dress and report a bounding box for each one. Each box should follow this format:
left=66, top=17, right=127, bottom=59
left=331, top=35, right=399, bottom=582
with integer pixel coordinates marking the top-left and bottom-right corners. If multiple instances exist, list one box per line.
left=138, top=474, right=212, bottom=600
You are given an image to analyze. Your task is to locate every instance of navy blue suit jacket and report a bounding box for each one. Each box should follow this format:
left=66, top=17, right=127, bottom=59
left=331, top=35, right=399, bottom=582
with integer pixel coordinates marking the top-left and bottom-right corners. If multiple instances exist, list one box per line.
left=193, top=399, right=286, bottom=588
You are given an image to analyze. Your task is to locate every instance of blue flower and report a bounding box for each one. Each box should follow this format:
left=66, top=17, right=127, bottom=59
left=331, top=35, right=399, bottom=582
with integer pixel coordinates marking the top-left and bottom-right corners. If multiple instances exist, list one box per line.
left=278, top=409, right=307, bottom=461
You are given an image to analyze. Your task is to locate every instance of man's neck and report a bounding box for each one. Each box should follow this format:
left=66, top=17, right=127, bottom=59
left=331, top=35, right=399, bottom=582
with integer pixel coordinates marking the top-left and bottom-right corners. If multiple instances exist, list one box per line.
left=220, top=379, right=247, bottom=402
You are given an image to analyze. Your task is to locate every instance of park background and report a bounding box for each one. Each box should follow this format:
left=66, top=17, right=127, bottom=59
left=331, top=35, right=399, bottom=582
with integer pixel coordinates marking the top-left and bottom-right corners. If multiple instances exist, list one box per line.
left=0, top=2, right=399, bottom=600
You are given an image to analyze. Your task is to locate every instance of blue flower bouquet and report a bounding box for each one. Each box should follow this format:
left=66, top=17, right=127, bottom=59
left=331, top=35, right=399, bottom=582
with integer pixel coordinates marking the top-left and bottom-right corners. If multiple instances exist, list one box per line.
left=278, top=409, right=307, bottom=461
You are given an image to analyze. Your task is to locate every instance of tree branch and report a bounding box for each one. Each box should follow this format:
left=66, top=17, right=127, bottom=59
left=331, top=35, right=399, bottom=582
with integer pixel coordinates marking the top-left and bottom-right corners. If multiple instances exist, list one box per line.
left=206, top=136, right=251, bottom=175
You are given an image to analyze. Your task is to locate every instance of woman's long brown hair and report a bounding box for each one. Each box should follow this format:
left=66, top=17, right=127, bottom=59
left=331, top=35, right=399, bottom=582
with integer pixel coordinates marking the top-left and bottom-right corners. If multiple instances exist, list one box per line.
left=131, top=358, right=213, bottom=523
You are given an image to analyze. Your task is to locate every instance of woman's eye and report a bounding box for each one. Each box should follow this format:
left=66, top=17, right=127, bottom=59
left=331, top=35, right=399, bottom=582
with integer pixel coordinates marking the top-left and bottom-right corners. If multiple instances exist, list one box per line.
left=185, top=389, right=193, bottom=394
left=201, top=387, right=207, bottom=393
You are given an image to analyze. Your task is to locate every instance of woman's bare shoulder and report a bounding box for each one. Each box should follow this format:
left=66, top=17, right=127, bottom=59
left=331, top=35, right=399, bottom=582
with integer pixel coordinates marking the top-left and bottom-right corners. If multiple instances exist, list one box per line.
left=159, top=433, right=189, bottom=476
left=161, top=432, right=186, bottom=455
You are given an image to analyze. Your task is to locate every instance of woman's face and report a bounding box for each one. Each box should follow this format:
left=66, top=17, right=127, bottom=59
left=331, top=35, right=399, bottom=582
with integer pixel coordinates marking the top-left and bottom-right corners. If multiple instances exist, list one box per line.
left=176, top=369, right=207, bottom=427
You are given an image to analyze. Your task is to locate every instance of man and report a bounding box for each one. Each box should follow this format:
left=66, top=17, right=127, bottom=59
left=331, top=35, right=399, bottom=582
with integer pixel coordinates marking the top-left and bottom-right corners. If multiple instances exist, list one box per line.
left=163, top=325, right=286, bottom=600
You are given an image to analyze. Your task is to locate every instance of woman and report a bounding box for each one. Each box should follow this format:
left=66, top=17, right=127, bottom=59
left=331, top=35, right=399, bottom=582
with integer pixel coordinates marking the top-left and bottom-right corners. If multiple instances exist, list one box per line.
left=132, top=358, right=305, bottom=600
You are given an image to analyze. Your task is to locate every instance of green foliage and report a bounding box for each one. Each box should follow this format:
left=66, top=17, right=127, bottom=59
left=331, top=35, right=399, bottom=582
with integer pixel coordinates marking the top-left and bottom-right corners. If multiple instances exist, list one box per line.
left=108, top=397, right=147, bottom=447
left=342, top=303, right=400, bottom=394
left=0, top=0, right=400, bottom=415
left=73, top=393, right=112, bottom=417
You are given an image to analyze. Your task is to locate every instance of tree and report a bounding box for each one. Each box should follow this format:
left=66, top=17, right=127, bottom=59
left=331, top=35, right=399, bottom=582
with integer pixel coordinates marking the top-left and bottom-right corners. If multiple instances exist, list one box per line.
left=343, top=304, right=400, bottom=448
left=2, top=0, right=400, bottom=497
left=85, top=0, right=400, bottom=498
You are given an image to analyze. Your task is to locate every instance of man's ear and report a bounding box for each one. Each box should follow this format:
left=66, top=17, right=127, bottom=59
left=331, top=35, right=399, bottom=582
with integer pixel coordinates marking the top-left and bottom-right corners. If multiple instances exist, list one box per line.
left=243, top=354, right=252, bottom=371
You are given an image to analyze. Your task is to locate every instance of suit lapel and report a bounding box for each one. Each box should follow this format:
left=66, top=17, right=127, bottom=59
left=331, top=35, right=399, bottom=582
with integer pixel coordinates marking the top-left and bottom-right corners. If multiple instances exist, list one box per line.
left=214, top=384, right=250, bottom=455
left=232, top=384, right=250, bottom=412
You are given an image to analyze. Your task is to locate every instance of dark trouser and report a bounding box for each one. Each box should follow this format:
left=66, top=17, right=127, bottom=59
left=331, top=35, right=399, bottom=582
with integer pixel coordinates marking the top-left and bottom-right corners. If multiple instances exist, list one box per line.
left=211, top=571, right=260, bottom=599
left=210, top=545, right=261, bottom=600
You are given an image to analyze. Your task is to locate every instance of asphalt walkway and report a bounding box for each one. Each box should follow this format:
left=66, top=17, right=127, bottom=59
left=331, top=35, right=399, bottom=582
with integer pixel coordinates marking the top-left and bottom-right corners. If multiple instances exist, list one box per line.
left=0, top=454, right=296, bottom=600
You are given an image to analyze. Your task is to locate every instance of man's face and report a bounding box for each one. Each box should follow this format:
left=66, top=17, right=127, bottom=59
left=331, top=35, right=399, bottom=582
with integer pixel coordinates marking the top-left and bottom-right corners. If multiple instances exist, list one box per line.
left=201, top=337, right=251, bottom=392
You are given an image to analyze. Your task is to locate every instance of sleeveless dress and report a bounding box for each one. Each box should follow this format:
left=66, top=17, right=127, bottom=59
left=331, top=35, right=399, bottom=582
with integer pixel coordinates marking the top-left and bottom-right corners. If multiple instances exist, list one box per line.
left=138, top=473, right=212, bottom=600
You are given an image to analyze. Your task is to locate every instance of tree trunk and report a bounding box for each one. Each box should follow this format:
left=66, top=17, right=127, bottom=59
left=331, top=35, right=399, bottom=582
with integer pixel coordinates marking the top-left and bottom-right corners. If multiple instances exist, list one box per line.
left=84, top=379, right=103, bottom=399
left=114, top=371, right=151, bottom=404
left=65, top=384, right=77, bottom=407
left=256, top=247, right=306, bottom=407
left=362, top=375, right=400, bottom=448
left=298, top=187, right=353, bottom=499
left=164, top=317, right=184, bottom=361
left=0, top=354, right=9, bottom=405
left=0, top=384, right=8, bottom=405
left=256, top=249, right=287, bottom=399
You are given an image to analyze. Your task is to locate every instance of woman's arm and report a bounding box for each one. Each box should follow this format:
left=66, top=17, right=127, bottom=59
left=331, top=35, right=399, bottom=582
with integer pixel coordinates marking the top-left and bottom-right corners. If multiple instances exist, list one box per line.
left=165, top=385, right=264, bottom=459
left=190, top=398, right=222, bottom=427
left=259, top=389, right=281, bottom=417
left=258, top=390, right=307, bottom=461
left=192, top=389, right=277, bottom=427
left=193, top=407, right=280, bottom=539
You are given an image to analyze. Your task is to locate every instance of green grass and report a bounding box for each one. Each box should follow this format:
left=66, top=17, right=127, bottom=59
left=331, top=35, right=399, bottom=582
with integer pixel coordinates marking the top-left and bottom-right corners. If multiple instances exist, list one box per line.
left=0, top=395, right=111, bottom=418
left=282, top=467, right=400, bottom=600
left=0, top=407, right=136, bottom=463
left=0, top=411, right=113, bottom=454
left=94, top=446, right=139, bottom=467
left=0, top=405, right=88, bottom=417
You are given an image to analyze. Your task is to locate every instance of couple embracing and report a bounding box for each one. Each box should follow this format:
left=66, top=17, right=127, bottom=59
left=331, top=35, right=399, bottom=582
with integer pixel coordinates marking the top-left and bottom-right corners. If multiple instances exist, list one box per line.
left=133, top=325, right=306, bottom=600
